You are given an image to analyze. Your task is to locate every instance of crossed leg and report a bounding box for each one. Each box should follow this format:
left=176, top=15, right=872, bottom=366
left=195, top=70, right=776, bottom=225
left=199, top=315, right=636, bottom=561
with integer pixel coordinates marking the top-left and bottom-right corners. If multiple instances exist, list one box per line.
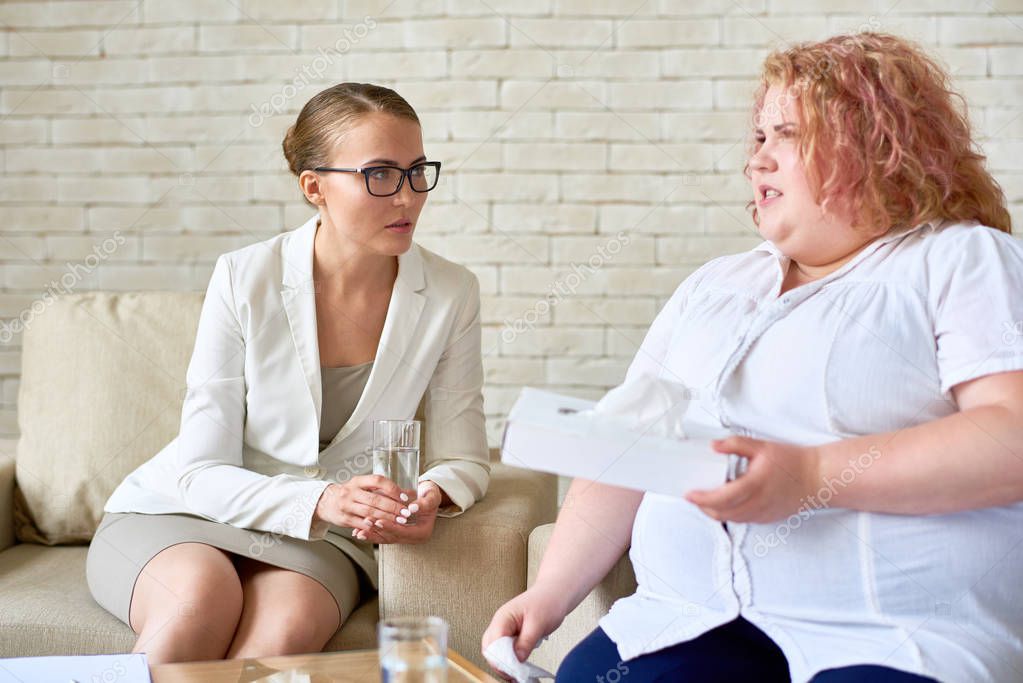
left=224, top=553, right=343, bottom=659
left=128, top=542, right=343, bottom=664
left=128, top=542, right=244, bottom=664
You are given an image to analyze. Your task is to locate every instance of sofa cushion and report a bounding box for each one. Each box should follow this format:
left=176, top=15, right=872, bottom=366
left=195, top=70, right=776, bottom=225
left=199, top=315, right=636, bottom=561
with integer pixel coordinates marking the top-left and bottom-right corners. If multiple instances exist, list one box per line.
left=1, top=441, right=15, bottom=553
left=526, top=522, right=637, bottom=672
left=15, top=292, right=203, bottom=544
left=378, top=463, right=557, bottom=670
left=0, top=544, right=136, bottom=655
left=0, top=543, right=378, bottom=656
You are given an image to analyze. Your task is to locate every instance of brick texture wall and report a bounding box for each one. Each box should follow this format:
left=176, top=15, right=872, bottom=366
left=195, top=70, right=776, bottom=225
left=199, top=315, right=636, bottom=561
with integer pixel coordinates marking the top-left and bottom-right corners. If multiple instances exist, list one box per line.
left=1, top=0, right=1021, bottom=445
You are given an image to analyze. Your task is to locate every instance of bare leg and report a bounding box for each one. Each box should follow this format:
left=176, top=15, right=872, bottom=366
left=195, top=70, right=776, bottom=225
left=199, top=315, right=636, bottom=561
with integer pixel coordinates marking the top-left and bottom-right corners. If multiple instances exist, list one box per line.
left=128, top=542, right=244, bottom=664
left=225, top=555, right=343, bottom=659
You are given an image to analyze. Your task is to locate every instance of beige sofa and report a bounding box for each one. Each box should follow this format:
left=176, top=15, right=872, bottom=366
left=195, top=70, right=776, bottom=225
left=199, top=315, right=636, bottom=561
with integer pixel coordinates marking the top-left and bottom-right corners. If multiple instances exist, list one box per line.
left=0, top=292, right=559, bottom=670
left=526, top=524, right=637, bottom=673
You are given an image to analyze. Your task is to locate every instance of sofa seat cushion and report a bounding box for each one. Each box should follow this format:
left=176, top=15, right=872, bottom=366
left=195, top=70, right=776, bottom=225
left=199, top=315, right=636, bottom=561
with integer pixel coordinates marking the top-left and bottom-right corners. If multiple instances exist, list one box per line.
left=0, top=544, right=378, bottom=657
left=0, top=544, right=135, bottom=656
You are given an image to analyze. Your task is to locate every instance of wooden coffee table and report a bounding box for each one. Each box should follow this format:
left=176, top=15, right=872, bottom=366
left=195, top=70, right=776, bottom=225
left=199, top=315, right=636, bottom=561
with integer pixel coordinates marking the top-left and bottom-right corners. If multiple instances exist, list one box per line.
left=149, top=648, right=501, bottom=682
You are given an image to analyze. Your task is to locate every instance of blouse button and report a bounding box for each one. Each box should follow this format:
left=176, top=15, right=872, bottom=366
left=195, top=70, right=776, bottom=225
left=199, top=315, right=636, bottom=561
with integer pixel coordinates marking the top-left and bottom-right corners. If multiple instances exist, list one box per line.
left=304, top=466, right=323, bottom=478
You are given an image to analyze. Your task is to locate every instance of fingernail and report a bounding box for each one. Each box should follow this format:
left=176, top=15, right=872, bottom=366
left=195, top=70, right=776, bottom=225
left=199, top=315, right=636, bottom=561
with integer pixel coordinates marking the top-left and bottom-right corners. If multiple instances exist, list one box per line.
left=400, top=493, right=409, bottom=502
left=409, top=503, right=420, bottom=514
left=400, top=508, right=411, bottom=517
left=375, top=520, right=384, bottom=528
left=396, top=516, right=407, bottom=525
left=351, top=529, right=357, bottom=537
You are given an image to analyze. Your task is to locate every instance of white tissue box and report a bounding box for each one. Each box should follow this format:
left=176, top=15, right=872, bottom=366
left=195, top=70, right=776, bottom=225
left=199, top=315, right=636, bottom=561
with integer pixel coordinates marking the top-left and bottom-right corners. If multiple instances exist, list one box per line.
left=500, top=387, right=734, bottom=496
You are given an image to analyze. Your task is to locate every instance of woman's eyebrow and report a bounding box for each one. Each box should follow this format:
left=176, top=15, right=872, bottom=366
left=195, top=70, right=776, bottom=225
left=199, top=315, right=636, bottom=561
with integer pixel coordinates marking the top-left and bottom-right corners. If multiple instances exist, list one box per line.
left=753, top=123, right=796, bottom=135
left=364, top=155, right=428, bottom=165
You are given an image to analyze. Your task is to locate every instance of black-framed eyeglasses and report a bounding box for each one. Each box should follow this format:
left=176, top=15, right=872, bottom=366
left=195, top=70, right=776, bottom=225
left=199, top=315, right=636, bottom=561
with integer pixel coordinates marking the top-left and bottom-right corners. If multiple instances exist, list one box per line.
left=312, top=161, right=441, bottom=197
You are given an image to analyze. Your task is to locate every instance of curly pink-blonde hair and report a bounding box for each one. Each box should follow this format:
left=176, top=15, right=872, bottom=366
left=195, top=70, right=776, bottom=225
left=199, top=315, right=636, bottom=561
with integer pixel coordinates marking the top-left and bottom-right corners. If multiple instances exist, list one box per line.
left=748, top=32, right=1010, bottom=234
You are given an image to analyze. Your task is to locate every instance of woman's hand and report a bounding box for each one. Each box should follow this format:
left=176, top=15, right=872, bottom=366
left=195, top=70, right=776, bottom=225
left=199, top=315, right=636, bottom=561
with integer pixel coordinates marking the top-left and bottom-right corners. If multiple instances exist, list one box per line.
left=482, top=586, right=568, bottom=680
left=312, top=475, right=411, bottom=538
left=685, top=436, right=822, bottom=524
left=351, top=480, right=444, bottom=544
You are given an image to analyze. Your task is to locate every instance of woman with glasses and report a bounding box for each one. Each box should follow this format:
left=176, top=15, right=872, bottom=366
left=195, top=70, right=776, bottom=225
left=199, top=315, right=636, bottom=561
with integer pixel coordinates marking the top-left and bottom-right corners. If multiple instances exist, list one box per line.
left=485, top=33, right=1023, bottom=683
left=87, top=83, right=489, bottom=663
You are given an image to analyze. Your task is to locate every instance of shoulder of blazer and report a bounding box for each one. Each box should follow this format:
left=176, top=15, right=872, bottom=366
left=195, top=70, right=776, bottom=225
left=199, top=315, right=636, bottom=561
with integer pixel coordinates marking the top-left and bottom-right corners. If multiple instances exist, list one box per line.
left=415, top=242, right=480, bottom=300
left=219, top=235, right=288, bottom=272
left=215, top=217, right=314, bottom=296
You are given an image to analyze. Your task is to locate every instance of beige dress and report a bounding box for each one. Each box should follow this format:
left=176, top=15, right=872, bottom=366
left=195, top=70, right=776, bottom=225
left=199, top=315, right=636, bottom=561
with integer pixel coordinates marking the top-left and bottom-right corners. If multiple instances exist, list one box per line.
left=86, top=361, right=375, bottom=629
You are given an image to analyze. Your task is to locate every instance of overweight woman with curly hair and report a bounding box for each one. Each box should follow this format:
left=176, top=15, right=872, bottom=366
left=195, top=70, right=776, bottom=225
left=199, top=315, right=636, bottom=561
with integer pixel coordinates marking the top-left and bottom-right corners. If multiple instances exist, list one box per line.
left=485, top=33, right=1023, bottom=683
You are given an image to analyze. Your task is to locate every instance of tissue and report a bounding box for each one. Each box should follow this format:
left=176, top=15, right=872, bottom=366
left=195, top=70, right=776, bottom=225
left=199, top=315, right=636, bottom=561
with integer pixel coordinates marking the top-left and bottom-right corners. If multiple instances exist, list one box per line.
left=483, top=636, right=554, bottom=683
left=587, top=373, right=692, bottom=440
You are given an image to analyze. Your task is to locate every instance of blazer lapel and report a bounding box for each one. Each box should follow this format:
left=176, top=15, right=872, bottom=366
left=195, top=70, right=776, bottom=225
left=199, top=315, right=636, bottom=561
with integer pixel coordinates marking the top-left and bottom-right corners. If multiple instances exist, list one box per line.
left=280, top=215, right=322, bottom=424
left=330, top=243, right=426, bottom=445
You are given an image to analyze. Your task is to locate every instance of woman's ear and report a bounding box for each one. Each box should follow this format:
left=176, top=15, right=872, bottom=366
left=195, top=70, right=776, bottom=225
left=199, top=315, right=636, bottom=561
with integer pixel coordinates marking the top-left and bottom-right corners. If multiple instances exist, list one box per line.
left=299, top=170, right=325, bottom=206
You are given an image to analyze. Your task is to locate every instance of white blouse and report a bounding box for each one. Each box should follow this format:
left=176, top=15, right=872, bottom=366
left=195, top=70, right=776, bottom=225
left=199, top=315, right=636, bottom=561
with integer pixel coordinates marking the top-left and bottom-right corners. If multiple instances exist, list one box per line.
left=599, top=221, right=1023, bottom=683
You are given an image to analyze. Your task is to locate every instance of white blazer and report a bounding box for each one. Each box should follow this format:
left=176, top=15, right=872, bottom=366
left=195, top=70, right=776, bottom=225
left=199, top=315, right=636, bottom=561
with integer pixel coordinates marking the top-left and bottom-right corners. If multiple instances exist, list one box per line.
left=104, top=215, right=491, bottom=563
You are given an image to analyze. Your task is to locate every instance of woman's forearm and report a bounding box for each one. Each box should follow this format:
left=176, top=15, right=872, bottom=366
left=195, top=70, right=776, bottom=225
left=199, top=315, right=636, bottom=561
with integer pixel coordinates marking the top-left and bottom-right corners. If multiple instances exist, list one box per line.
left=532, top=478, right=643, bottom=616
left=819, top=403, right=1023, bottom=515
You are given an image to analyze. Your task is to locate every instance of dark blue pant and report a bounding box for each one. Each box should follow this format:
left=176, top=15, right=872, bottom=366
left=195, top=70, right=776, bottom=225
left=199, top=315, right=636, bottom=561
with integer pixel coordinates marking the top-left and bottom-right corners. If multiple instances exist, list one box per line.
left=556, top=619, right=939, bottom=683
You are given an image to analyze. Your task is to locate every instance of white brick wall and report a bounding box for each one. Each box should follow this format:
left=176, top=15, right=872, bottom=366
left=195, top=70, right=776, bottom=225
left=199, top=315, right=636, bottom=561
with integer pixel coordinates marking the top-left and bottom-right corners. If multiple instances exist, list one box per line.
left=1, top=1, right=1021, bottom=446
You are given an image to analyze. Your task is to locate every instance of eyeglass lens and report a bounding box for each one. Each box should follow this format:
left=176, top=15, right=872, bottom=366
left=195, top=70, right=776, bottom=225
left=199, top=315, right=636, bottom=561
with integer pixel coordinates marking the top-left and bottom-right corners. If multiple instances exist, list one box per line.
left=367, top=165, right=438, bottom=196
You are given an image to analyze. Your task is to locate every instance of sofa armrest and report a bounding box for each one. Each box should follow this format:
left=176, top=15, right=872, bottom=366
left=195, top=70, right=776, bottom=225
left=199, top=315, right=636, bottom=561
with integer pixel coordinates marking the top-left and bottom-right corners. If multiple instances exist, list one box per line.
left=378, top=463, right=557, bottom=670
left=0, top=439, right=16, bottom=553
left=526, top=522, right=637, bottom=673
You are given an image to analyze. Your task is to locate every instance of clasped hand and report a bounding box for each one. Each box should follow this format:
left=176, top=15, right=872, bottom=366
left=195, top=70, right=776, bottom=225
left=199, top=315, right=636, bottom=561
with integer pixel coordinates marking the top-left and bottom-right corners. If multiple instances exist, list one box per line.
left=313, top=475, right=443, bottom=544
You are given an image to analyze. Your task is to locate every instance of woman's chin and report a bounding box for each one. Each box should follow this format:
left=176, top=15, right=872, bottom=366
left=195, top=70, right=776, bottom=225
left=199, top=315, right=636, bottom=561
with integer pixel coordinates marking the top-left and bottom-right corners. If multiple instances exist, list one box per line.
left=375, top=231, right=415, bottom=255
left=757, top=225, right=809, bottom=262
left=756, top=220, right=787, bottom=246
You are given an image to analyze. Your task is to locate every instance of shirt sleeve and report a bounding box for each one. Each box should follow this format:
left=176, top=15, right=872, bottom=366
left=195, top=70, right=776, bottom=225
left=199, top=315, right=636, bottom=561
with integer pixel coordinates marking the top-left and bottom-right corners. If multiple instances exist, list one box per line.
left=174, top=255, right=330, bottom=541
left=931, top=226, right=1023, bottom=395
left=418, top=270, right=491, bottom=518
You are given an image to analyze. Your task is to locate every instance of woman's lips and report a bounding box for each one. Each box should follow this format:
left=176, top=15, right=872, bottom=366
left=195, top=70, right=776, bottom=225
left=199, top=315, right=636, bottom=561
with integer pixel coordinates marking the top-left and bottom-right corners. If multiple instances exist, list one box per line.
left=386, top=221, right=412, bottom=233
left=756, top=184, right=782, bottom=208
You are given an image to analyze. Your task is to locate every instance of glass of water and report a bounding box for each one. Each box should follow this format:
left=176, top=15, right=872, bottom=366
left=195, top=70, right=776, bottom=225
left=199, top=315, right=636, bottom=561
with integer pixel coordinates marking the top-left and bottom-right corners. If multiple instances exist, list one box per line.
left=378, top=615, right=448, bottom=683
left=373, top=419, right=421, bottom=514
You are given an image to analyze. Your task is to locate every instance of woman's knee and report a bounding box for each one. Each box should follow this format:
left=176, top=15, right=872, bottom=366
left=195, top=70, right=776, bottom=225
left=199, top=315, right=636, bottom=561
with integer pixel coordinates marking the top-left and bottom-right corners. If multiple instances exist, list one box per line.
left=263, top=601, right=339, bottom=652
left=228, top=563, right=342, bottom=656
left=129, top=542, right=243, bottom=634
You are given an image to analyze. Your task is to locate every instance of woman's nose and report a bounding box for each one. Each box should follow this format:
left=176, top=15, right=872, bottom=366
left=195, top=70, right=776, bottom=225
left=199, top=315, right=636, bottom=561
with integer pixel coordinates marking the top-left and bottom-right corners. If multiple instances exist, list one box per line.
left=392, top=175, right=416, bottom=206
left=749, top=146, right=776, bottom=173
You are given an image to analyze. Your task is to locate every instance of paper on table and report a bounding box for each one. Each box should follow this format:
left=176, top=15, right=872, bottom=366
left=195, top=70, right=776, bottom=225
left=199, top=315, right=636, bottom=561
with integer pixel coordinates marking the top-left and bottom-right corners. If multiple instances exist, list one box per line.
left=500, top=379, right=739, bottom=495
left=0, top=653, right=150, bottom=683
